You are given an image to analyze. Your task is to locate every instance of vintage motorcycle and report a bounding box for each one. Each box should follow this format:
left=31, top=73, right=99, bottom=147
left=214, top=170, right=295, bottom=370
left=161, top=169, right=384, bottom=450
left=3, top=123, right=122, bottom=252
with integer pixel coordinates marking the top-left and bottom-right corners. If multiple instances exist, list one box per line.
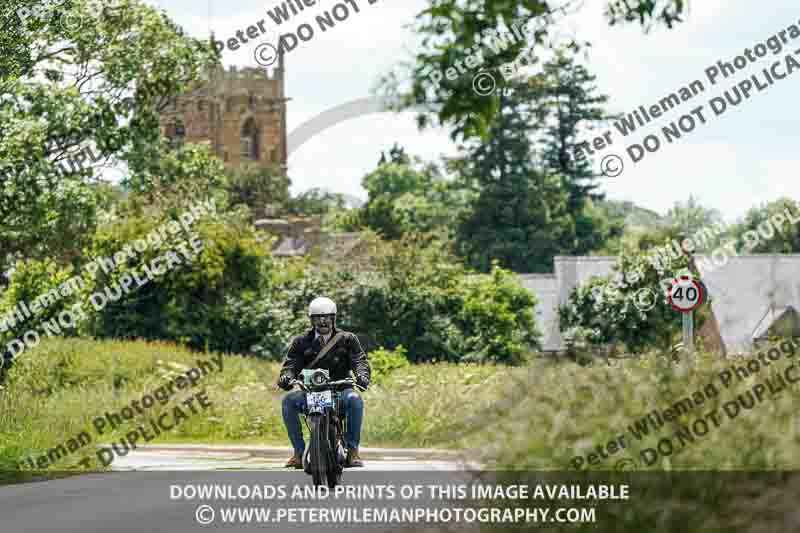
left=288, top=369, right=363, bottom=487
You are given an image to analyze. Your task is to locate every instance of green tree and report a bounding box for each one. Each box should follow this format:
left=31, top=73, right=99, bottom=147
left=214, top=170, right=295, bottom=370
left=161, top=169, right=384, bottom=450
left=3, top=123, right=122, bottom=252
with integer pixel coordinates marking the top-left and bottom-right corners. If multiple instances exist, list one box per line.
left=731, top=198, right=800, bottom=253
left=363, top=155, right=435, bottom=200
left=355, top=152, right=465, bottom=240
left=80, top=207, right=276, bottom=354
left=530, top=48, right=623, bottom=254
left=226, top=163, right=290, bottom=212
left=532, top=50, right=610, bottom=208
left=377, top=143, right=411, bottom=166
left=665, top=195, right=726, bottom=250
left=0, top=0, right=221, bottom=268
left=380, top=0, right=687, bottom=141
left=558, top=249, right=703, bottom=353
left=454, top=78, right=573, bottom=273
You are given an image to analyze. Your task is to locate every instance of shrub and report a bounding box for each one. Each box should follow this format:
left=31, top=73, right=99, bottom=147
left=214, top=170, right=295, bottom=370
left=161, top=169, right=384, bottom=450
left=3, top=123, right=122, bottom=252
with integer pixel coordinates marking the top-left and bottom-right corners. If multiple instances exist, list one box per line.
left=453, top=265, right=540, bottom=364
left=235, top=294, right=307, bottom=360
left=296, top=237, right=541, bottom=364
left=558, top=250, right=708, bottom=353
left=367, top=345, right=410, bottom=384
left=0, top=257, right=79, bottom=367
left=80, top=207, right=276, bottom=353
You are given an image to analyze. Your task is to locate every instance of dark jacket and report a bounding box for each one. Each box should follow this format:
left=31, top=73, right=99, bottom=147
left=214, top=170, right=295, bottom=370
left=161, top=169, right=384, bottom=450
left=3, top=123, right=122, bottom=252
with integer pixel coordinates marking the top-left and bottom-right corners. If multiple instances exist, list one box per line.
left=278, top=328, right=371, bottom=385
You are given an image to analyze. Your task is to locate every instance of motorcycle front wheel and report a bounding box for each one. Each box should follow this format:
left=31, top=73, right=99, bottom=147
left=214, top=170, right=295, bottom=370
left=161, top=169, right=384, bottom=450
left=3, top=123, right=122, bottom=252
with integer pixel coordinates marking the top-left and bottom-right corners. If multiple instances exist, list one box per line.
left=327, top=418, right=343, bottom=488
left=308, top=414, right=328, bottom=487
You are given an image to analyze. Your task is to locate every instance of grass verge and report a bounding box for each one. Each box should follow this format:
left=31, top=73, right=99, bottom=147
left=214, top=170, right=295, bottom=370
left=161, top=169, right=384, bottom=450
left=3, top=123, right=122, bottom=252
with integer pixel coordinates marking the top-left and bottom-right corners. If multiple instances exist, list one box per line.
left=0, top=337, right=515, bottom=482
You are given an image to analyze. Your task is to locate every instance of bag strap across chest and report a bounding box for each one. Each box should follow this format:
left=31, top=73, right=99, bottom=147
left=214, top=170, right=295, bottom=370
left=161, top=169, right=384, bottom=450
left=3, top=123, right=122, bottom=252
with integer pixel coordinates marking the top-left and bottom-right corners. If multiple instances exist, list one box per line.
left=307, top=332, right=345, bottom=368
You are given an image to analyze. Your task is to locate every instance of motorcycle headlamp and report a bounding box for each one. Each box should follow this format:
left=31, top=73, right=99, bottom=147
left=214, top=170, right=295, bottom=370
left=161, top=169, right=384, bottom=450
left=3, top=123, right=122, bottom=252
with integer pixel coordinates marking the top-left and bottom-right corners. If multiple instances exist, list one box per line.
left=302, top=368, right=330, bottom=387
left=311, top=370, right=328, bottom=386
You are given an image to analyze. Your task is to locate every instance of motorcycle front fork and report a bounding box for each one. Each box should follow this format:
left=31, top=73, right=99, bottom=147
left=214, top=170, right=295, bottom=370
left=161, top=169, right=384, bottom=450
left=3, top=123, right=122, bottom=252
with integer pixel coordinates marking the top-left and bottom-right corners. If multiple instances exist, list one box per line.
left=331, top=413, right=347, bottom=464
left=302, top=410, right=347, bottom=464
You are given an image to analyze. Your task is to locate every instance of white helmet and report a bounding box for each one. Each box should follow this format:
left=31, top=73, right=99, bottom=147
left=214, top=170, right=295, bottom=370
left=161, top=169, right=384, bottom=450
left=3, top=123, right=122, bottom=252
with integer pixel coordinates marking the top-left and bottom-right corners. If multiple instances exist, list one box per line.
left=308, top=297, right=337, bottom=317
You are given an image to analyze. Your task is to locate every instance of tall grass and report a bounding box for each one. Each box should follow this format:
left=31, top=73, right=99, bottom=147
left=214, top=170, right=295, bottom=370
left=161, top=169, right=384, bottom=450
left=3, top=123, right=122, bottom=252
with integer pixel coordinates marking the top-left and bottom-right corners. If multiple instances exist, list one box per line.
left=6, top=336, right=800, bottom=490
left=466, top=342, right=800, bottom=470
left=436, top=340, right=800, bottom=533
left=0, top=338, right=513, bottom=482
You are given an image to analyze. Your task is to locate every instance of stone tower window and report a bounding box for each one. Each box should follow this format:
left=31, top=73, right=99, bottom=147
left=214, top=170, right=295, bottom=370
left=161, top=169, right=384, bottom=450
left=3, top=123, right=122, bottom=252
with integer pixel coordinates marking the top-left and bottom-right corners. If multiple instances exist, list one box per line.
left=170, top=119, right=185, bottom=148
left=240, top=118, right=259, bottom=160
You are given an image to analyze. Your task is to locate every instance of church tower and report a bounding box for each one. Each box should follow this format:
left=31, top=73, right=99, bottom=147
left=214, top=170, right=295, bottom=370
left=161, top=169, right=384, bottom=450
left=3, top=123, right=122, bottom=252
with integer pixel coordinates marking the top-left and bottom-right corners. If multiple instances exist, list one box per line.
left=158, top=50, right=288, bottom=171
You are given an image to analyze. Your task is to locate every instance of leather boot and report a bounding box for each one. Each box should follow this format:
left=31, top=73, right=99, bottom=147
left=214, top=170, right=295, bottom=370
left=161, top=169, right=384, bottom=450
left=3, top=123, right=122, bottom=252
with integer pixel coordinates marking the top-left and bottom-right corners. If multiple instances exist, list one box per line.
left=345, top=448, right=364, bottom=468
left=285, top=453, right=303, bottom=469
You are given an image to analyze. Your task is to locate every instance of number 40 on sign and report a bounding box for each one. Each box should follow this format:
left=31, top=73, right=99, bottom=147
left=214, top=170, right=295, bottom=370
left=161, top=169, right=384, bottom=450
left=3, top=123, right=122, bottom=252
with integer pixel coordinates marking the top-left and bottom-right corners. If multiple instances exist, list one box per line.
left=667, top=276, right=704, bottom=313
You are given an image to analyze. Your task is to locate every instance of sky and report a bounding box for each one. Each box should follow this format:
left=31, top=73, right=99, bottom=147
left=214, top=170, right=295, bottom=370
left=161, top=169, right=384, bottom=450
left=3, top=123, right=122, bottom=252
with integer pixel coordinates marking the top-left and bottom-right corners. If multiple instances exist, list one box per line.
left=146, top=0, right=800, bottom=223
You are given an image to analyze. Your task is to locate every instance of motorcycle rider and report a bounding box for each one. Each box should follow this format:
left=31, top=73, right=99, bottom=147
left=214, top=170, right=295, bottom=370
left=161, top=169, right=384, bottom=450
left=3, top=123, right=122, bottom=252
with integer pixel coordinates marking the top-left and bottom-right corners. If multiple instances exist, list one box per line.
left=277, top=297, right=371, bottom=469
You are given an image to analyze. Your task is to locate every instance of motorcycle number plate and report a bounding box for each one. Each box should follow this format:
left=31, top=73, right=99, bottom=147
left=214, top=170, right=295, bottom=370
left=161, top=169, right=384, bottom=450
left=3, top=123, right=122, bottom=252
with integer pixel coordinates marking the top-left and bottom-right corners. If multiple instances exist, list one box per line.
left=307, top=390, right=333, bottom=412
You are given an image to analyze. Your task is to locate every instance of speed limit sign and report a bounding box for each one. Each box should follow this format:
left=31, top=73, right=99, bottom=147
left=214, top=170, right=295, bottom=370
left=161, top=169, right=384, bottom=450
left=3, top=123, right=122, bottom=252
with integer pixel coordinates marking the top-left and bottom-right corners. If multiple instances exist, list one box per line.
left=667, top=276, right=703, bottom=312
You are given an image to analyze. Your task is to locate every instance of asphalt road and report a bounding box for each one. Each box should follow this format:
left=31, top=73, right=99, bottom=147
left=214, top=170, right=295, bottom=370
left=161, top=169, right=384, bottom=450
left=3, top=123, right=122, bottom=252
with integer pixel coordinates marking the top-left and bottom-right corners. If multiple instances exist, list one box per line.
left=1, top=446, right=482, bottom=533
left=108, top=444, right=478, bottom=471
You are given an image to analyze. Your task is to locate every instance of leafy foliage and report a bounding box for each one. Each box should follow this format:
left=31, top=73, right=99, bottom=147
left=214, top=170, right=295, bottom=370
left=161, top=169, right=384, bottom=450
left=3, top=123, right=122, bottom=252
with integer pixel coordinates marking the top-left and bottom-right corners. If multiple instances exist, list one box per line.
left=350, top=151, right=468, bottom=240
left=349, top=235, right=540, bottom=363
left=247, top=233, right=542, bottom=364
left=604, top=0, right=688, bottom=30
left=224, top=162, right=290, bottom=213
left=367, top=345, right=410, bottom=384
left=663, top=195, right=727, bottom=252
left=284, top=188, right=347, bottom=216
left=80, top=206, right=275, bottom=353
left=0, top=0, right=222, bottom=270
left=454, top=77, right=573, bottom=273
left=0, top=257, right=80, bottom=367
left=558, top=249, right=705, bottom=353
left=533, top=49, right=613, bottom=207
left=730, top=197, right=800, bottom=253
left=531, top=49, right=624, bottom=254
left=381, top=0, right=687, bottom=141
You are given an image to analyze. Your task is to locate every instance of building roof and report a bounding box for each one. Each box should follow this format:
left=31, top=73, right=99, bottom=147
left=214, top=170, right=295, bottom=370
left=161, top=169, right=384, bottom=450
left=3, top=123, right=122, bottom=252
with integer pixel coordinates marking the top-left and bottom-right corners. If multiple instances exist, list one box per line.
left=272, top=237, right=310, bottom=256
left=321, top=232, right=363, bottom=259
left=700, top=255, right=800, bottom=353
left=751, top=305, right=798, bottom=341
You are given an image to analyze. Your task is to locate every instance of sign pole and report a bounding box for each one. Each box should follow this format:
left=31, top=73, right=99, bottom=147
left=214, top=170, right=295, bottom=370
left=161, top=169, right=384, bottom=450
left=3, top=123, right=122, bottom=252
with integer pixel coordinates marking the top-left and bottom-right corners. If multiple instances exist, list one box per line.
left=683, top=311, right=694, bottom=356
left=669, top=274, right=702, bottom=362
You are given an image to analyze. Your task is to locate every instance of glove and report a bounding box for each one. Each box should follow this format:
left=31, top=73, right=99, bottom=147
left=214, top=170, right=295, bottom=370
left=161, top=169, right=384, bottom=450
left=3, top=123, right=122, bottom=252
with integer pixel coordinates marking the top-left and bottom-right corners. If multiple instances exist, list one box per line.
left=355, top=373, right=370, bottom=390
left=277, top=373, right=294, bottom=391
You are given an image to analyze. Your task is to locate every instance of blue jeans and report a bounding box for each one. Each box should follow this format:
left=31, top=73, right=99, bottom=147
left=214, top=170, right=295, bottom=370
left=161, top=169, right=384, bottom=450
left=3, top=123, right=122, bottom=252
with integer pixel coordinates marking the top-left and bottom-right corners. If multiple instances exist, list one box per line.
left=281, top=388, right=363, bottom=455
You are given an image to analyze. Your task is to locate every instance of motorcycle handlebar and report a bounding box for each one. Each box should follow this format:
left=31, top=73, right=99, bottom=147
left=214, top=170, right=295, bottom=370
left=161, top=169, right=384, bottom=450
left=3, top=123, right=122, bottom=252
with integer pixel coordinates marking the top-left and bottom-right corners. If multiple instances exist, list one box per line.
left=287, top=378, right=364, bottom=391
